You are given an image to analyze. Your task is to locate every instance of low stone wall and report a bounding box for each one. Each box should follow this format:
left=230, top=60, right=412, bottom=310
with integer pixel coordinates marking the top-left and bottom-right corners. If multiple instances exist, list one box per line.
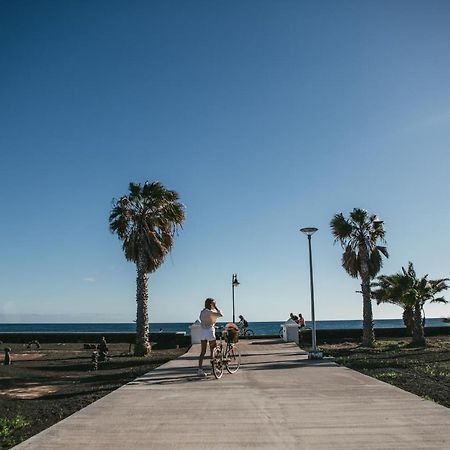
left=2, top=327, right=449, bottom=347
left=299, top=326, right=450, bottom=344
left=0, top=332, right=191, bottom=349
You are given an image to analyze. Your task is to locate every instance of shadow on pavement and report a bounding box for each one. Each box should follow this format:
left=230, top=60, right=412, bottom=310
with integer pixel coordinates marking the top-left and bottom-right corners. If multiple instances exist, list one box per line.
left=129, top=373, right=214, bottom=385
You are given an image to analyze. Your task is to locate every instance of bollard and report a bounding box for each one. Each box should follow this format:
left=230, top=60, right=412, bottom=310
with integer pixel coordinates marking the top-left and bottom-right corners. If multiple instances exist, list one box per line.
left=189, top=320, right=202, bottom=344
left=283, top=319, right=300, bottom=343
left=4, top=347, right=12, bottom=365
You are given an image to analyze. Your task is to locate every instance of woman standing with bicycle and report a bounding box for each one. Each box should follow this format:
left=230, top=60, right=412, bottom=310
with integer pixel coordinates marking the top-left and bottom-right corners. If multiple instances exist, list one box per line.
left=198, top=298, right=223, bottom=377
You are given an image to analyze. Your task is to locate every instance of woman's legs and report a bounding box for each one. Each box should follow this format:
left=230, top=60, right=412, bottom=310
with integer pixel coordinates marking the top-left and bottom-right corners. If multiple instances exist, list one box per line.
left=199, top=340, right=208, bottom=369
left=199, top=339, right=217, bottom=370
left=208, top=339, right=217, bottom=359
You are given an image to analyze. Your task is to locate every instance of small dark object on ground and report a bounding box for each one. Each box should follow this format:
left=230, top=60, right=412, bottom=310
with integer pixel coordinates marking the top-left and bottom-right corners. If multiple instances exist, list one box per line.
left=4, top=347, right=12, bottom=365
left=26, top=340, right=41, bottom=350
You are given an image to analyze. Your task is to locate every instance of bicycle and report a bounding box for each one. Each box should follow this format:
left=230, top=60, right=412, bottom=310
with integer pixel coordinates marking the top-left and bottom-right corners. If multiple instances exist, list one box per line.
left=239, top=327, right=255, bottom=338
left=211, top=327, right=241, bottom=379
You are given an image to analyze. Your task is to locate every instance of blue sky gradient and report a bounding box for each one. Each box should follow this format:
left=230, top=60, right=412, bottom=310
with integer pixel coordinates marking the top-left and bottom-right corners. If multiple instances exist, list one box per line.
left=1, top=0, right=450, bottom=323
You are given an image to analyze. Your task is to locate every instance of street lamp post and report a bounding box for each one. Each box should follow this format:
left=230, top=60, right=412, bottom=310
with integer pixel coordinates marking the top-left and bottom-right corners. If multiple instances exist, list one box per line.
left=232, top=274, right=240, bottom=323
left=300, top=227, right=323, bottom=360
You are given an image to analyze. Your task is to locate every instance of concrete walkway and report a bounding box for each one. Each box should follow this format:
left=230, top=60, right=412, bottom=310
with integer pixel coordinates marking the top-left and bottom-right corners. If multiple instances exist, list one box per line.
left=15, top=340, right=450, bottom=450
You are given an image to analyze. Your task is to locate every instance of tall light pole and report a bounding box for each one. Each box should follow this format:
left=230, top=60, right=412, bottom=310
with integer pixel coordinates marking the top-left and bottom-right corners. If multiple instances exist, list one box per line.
left=300, top=227, right=323, bottom=360
left=232, top=274, right=240, bottom=323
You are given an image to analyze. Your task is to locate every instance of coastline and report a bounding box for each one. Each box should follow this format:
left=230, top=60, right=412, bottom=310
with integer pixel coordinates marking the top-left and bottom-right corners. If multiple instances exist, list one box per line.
left=1, top=318, right=449, bottom=336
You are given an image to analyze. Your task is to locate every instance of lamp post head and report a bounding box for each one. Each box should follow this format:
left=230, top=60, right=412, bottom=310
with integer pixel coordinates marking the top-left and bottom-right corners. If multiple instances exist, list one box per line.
left=372, top=215, right=383, bottom=226
left=300, top=227, right=318, bottom=237
left=232, top=274, right=240, bottom=287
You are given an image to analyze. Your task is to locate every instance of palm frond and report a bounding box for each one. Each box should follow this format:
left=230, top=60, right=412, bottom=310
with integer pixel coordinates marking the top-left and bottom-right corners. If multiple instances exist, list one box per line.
left=342, top=245, right=359, bottom=278
left=430, top=296, right=448, bottom=304
left=330, top=213, right=353, bottom=243
left=332, top=208, right=388, bottom=281
left=374, top=262, right=449, bottom=309
left=109, top=181, right=185, bottom=273
left=368, top=248, right=383, bottom=278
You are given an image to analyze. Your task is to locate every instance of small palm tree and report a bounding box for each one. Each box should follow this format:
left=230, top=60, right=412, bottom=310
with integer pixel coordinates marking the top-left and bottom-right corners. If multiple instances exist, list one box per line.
left=372, top=262, right=448, bottom=345
left=109, top=181, right=185, bottom=356
left=331, top=208, right=388, bottom=347
left=371, top=278, right=414, bottom=334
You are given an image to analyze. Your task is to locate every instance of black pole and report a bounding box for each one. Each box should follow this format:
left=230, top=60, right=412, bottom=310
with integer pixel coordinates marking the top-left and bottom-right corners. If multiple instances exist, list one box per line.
left=307, top=235, right=317, bottom=353
left=232, top=274, right=236, bottom=323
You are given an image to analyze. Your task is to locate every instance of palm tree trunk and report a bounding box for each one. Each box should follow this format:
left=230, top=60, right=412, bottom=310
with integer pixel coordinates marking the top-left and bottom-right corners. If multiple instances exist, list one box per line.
left=412, top=302, right=425, bottom=346
left=403, top=306, right=414, bottom=335
left=134, top=249, right=151, bottom=356
left=360, top=244, right=375, bottom=347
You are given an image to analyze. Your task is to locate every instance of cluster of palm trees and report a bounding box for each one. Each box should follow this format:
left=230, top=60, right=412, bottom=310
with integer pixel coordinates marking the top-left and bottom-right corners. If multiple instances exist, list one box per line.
left=331, top=208, right=449, bottom=347
left=108, top=181, right=449, bottom=356
left=372, top=263, right=449, bottom=346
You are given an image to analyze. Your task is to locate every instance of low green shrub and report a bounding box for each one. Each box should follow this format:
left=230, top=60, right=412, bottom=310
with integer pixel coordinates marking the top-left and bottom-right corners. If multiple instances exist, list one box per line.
left=375, top=370, right=400, bottom=380
left=0, top=415, right=29, bottom=448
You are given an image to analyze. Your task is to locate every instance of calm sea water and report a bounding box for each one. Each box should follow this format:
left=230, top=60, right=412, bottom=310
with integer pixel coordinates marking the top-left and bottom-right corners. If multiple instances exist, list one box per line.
left=1, top=319, right=449, bottom=335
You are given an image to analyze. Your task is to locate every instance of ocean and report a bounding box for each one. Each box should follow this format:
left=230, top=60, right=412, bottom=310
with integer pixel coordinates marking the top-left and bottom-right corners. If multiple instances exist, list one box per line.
left=1, top=318, right=449, bottom=335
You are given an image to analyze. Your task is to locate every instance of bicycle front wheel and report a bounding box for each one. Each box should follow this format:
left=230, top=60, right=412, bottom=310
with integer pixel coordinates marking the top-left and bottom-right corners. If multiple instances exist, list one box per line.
left=211, top=347, right=224, bottom=379
left=245, top=329, right=255, bottom=337
left=225, top=345, right=241, bottom=374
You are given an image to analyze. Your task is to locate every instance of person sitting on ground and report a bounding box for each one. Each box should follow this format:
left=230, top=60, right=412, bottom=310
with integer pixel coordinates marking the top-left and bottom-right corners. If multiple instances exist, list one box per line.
left=289, top=312, right=299, bottom=324
left=198, top=298, right=223, bottom=377
left=237, top=314, right=249, bottom=330
left=98, top=336, right=109, bottom=362
left=298, top=313, right=306, bottom=328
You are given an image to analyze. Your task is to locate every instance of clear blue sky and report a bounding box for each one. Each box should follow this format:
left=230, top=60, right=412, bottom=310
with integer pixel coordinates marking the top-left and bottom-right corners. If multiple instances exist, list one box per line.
left=1, top=0, right=450, bottom=323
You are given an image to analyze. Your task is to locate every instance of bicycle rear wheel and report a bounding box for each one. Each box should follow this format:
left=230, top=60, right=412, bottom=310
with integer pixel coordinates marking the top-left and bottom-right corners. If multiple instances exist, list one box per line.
left=211, top=346, right=224, bottom=379
left=225, top=345, right=241, bottom=374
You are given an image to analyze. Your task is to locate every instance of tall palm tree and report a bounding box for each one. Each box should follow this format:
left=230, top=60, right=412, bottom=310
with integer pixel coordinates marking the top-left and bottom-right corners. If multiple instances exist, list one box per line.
left=331, top=208, right=388, bottom=347
left=372, top=262, right=448, bottom=345
left=109, top=181, right=185, bottom=356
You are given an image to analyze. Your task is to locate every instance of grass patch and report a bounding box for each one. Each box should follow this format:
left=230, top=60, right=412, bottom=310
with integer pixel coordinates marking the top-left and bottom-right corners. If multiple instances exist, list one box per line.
left=320, top=336, right=450, bottom=408
left=374, top=370, right=401, bottom=380
left=0, top=415, right=30, bottom=448
left=373, top=370, right=401, bottom=382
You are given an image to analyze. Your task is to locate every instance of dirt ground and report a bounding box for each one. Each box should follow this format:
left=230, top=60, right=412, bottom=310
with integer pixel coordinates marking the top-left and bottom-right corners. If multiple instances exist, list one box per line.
left=320, top=336, right=450, bottom=408
left=0, top=342, right=187, bottom=449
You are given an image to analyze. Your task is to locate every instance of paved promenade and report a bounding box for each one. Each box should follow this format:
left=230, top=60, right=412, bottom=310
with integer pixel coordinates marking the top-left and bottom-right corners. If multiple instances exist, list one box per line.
left=15, top=340, right=450, bottom=450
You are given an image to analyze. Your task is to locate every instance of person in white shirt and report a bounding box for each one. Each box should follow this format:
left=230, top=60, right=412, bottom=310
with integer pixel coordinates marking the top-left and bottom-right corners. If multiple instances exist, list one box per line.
left=198, top=298, right=223, bottom=377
